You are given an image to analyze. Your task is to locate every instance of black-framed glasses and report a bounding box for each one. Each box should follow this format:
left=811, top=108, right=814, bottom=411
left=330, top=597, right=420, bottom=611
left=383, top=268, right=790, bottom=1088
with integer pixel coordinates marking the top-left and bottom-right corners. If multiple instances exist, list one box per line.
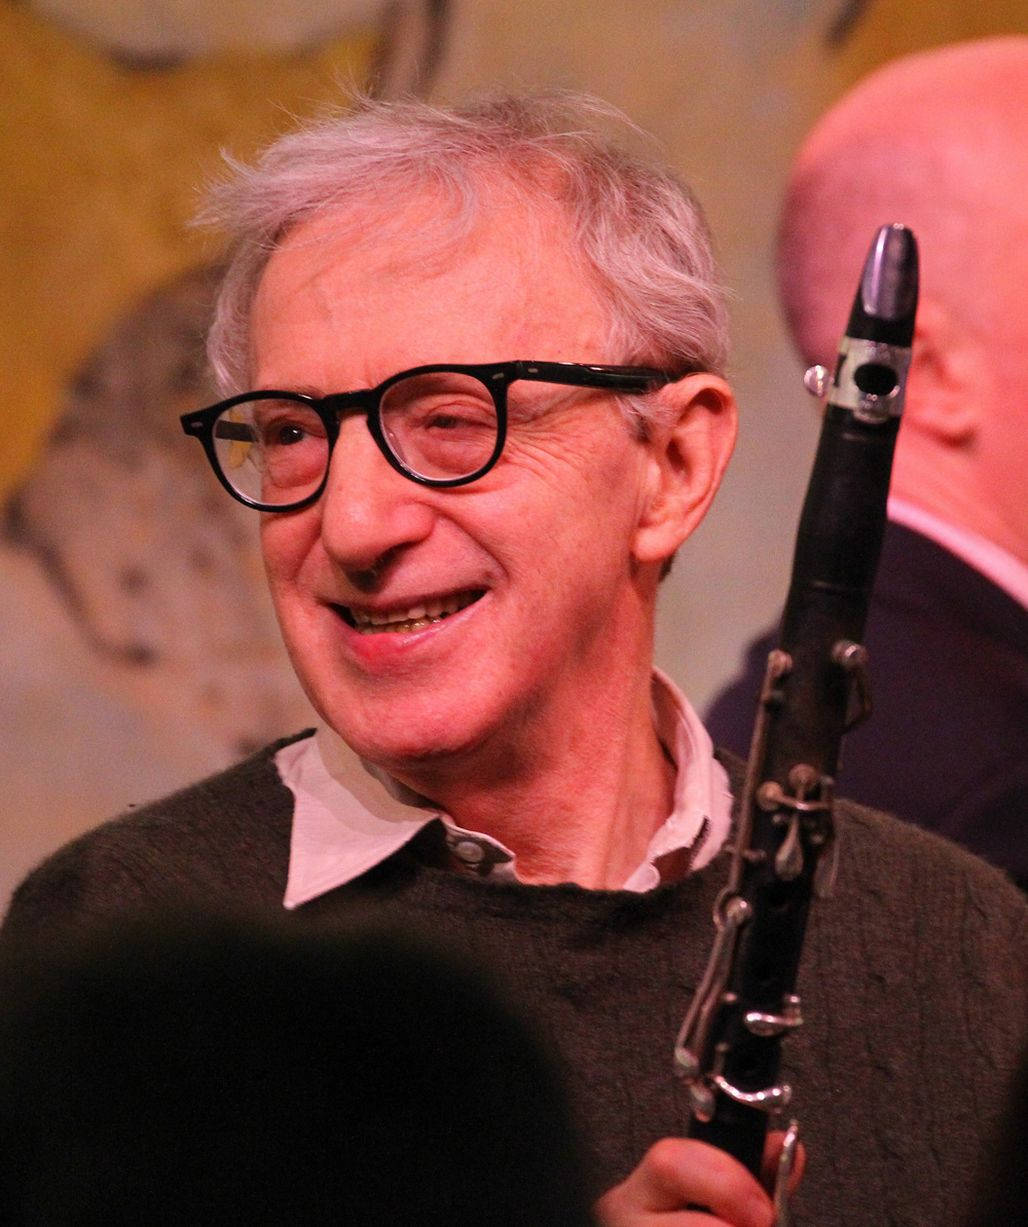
left=180, top=360, right=682, bottom=512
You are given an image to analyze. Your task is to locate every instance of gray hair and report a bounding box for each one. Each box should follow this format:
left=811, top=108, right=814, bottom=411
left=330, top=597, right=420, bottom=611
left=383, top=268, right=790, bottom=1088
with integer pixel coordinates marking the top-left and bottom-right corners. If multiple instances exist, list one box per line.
left=202, top=92, right=730, bottom=430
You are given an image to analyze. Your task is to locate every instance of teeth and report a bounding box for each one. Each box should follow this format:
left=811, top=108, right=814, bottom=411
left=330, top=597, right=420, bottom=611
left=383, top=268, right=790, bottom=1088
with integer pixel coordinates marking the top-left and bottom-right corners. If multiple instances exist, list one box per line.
left=348, top=591, right=479, bottom=633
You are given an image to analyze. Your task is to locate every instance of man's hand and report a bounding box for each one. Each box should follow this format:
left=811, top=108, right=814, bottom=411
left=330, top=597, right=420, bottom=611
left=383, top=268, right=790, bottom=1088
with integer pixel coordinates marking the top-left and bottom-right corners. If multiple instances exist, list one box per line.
left=594, top=1132, right=804, bottom=1227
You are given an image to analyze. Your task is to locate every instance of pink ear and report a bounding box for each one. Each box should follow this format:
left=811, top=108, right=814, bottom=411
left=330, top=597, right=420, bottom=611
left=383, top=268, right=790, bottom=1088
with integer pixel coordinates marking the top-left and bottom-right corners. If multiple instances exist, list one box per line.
left=905, top=299, right=981, bottom=446
left=632, top=375, right=737, bottom=566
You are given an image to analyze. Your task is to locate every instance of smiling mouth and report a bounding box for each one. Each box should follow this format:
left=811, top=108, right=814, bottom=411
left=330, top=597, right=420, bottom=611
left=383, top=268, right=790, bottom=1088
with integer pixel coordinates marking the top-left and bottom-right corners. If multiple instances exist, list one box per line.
left=337, top=589, right=485, bottom=634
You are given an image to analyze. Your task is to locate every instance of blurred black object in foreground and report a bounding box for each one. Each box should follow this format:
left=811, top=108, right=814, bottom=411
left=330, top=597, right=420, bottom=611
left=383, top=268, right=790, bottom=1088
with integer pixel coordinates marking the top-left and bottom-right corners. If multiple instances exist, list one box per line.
left=0, top=915, right=591, bottom=1226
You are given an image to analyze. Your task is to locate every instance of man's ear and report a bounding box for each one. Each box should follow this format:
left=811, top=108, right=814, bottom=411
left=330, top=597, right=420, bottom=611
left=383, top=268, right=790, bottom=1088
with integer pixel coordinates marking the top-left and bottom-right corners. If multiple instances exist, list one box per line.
left=632, top=373, right=738, bottom=567
left=905, top=297, right=983, bottom=446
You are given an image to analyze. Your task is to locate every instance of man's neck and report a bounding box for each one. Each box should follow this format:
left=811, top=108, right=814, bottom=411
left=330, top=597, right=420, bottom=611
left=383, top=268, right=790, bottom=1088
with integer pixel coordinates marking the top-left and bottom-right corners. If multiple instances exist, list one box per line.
left=388, top=671, right=676, bottom=890
left=891, top=446, right=1026, bottom=567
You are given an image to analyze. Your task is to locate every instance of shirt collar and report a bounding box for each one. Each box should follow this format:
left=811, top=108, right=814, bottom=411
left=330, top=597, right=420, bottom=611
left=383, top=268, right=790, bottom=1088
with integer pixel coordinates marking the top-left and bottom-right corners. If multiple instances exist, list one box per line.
left=888, top=496, right=1028, bottom=610
left=278, top=668, right=731, bottom=908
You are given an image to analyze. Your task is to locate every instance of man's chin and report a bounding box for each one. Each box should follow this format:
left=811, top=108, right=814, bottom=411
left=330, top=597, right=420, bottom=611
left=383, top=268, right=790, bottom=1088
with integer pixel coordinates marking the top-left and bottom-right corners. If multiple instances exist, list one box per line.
left=306, top=673, right=522, bottom=789
left=323, top=711, right=493, bottom=782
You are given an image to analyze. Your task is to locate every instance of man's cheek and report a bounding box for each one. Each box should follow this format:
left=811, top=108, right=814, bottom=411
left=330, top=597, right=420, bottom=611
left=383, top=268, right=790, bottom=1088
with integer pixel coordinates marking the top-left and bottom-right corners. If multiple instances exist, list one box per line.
left=260, top=519, right=314, bottom=584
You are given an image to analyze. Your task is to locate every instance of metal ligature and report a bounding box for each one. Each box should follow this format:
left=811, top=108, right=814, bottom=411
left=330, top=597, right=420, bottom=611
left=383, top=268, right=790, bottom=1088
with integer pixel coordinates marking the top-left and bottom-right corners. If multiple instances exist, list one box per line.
left=674, top=224, right=919, bottom=1222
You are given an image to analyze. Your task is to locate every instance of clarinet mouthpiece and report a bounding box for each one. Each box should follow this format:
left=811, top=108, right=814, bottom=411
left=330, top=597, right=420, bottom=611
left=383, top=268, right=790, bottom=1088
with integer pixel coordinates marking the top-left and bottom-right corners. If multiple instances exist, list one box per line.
left=848, top=223, right=919, bottom=347
left=832, top=224, right=919, bottom=423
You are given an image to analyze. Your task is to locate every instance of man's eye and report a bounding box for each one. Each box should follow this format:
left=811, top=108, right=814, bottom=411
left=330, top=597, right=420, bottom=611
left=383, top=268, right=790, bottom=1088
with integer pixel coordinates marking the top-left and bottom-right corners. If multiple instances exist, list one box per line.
left=424, top=410, right=482, bottom=430
left=268, top=422, right=308, bottom=446
left=254, top=412, right=326, bottom=447
left=410, top=400, right=495, bottom=430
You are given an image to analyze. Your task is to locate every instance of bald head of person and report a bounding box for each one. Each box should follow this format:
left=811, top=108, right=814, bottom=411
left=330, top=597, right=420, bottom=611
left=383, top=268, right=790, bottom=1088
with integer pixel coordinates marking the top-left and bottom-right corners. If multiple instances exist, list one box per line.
left=778, top=37, right=1028, bottom=565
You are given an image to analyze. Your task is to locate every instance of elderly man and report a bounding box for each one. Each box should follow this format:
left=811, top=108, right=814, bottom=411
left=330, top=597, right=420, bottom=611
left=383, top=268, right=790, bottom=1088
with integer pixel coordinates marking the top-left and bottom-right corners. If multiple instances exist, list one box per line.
left=3, top=94, right=1025, bottom=1226
left=707, top=38, right=1028, bottom=891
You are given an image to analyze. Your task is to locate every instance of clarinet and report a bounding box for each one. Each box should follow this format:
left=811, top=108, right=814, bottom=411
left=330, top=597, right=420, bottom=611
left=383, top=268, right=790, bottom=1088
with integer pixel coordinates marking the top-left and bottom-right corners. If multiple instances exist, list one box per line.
left=674, top=224, right=919, bottom=1221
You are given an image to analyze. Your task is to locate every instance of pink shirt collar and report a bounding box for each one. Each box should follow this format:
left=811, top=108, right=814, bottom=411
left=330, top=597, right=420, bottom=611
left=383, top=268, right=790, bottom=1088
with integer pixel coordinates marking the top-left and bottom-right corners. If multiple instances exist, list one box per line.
left=278, top=669, right=732, bottom=908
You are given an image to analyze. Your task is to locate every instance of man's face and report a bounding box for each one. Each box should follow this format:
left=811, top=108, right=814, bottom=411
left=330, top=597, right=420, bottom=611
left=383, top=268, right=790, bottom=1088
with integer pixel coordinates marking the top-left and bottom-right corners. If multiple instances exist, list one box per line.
left=252, top=192, right=664, bottom=780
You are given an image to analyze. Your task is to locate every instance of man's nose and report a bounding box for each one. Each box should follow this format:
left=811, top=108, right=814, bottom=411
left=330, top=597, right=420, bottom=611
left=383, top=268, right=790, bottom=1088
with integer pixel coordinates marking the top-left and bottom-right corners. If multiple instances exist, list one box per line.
left=317, top=415, right=436, bottom=573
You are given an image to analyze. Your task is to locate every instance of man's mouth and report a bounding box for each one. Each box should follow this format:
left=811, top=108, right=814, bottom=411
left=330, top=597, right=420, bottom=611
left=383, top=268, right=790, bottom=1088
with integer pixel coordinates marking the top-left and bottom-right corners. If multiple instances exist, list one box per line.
left=337, top=589, right=484, bottom=634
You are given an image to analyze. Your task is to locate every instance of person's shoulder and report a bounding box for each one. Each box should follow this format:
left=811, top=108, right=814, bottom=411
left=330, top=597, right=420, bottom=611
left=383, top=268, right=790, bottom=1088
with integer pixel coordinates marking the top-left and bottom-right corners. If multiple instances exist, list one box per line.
left=838, top=792, right=1024, bottom=899
left=105, top=728, right=312, bottom=839
left=0, top=731, right=314, bottom=943
left=831, top=792, right=1028, bottom=983
left=826, top=794, right=1028, bottom=1101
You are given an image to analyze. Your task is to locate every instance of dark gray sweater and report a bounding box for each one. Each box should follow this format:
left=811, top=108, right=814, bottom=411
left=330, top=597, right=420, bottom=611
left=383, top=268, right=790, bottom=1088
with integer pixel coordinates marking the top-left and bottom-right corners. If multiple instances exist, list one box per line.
left=3, top=734, right=1026, bottom=1224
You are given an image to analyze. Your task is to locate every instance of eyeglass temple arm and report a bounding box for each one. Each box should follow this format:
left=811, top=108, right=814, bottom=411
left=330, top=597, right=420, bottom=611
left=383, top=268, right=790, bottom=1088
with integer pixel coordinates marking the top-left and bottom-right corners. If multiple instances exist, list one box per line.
left=509, top=361, right=680, bottom=391
left=211, top=420, right=256, bottom=442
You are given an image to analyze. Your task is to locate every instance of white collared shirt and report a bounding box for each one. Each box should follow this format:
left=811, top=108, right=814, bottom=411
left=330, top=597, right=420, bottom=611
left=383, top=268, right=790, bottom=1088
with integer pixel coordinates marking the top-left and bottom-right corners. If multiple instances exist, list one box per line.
left=277, top=669, right=732, bottom=908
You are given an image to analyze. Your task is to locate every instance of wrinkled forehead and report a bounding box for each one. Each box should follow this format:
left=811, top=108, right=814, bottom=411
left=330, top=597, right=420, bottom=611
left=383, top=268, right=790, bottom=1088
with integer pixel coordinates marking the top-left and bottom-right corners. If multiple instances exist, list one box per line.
left=269, top=159, right=588, bottom=281
left=249, top=183, right=613, bottom=384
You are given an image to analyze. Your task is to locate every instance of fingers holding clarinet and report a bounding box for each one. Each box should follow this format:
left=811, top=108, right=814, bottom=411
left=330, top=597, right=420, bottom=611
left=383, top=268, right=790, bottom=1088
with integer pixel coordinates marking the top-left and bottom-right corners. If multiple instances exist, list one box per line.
left=594, top=1131, right=805, bottom=1227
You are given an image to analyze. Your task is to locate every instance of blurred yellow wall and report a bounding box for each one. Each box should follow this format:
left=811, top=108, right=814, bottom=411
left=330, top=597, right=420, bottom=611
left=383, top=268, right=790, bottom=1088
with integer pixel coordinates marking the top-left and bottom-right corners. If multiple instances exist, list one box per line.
left=834, top=0, right=1028, bottom=86
left=0, top=3, right=377, bottom=501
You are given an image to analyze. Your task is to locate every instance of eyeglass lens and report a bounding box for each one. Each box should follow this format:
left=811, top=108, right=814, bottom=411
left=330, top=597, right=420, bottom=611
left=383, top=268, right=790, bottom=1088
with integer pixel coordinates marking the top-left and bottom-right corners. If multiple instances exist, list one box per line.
left=211, top=371, right=501, bottom=505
